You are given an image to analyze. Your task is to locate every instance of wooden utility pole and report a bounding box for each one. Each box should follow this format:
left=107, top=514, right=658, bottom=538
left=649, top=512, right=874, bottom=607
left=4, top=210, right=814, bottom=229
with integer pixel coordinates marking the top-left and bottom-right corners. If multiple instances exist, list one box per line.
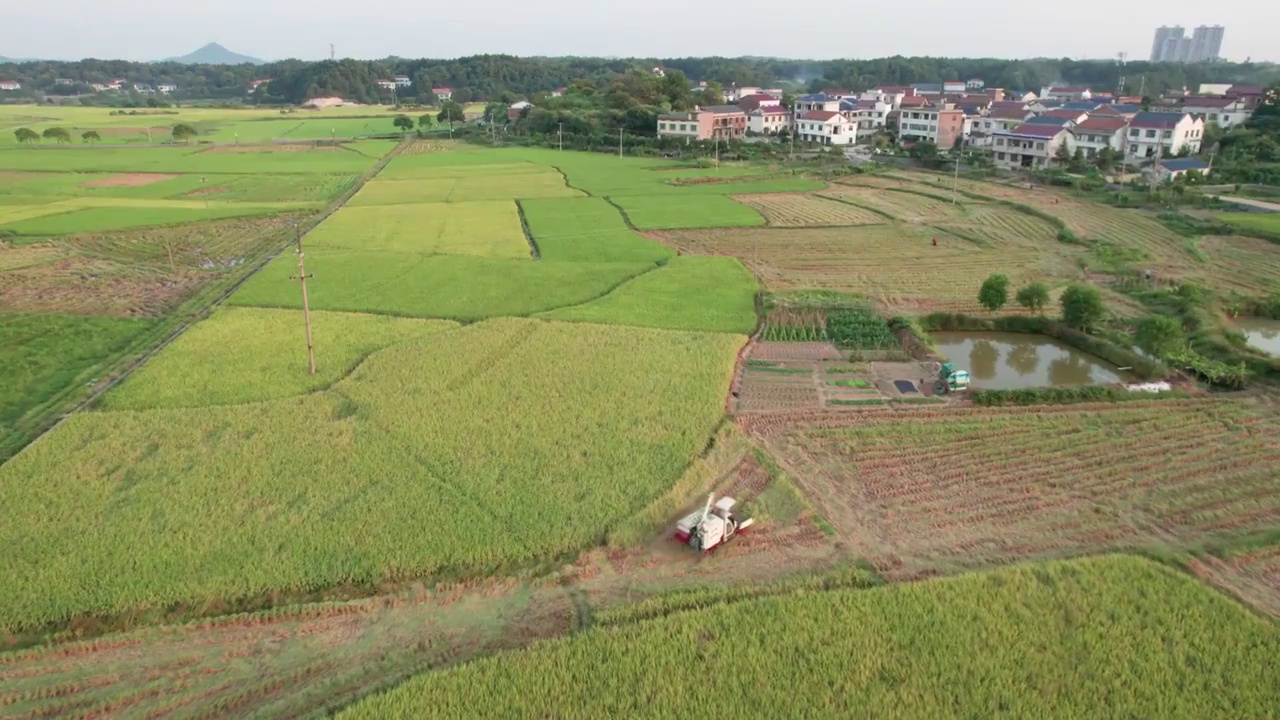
left=291, top=224, right=317, bottom=375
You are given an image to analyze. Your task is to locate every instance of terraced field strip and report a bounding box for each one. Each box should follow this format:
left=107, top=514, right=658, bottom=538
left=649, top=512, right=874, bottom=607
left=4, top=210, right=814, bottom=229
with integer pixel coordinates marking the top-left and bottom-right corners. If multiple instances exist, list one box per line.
left=731, top=193, right=885, bottom=227
left=1194, top=235, right=1280, bottom=296
left=748, top=399, right=1280, bottom=580
left=651, top=225, right=1046, bottom=314
left=822, top=185, right=976, bottom=222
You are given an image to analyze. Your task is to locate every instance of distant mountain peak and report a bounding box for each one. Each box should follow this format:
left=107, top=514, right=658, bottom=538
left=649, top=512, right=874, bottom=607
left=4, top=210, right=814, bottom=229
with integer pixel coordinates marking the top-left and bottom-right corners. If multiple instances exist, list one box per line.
left=163, top=43, right=263, bottom=65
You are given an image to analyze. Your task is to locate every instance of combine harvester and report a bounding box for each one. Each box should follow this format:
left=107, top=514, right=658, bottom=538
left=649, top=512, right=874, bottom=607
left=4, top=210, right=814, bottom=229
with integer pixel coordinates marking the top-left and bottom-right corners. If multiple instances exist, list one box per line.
left=674, top=494, right=754, bottom=552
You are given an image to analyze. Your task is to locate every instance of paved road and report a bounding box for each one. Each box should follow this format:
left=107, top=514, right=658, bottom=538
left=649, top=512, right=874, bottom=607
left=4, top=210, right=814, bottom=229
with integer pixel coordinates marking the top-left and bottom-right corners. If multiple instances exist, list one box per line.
left=1212, top=195, right=1280, bottom=213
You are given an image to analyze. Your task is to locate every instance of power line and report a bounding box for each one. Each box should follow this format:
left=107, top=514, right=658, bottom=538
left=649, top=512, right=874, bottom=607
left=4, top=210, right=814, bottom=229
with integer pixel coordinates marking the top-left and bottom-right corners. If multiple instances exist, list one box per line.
left=289, top=223, right=317, bottom=375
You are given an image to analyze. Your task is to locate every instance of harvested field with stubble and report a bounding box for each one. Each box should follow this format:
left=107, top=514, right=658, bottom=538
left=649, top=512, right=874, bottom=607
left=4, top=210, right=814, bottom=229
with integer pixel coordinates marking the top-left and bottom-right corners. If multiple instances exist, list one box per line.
left=651, top=224, right=1050, bottom=314
left=746, top=400, right=1280, bottom=581
left=1194, top=235, right=1280, bottom=296
left=823, top=184, right=978, bottom=222
left=732, top=193, right=886, bottom=227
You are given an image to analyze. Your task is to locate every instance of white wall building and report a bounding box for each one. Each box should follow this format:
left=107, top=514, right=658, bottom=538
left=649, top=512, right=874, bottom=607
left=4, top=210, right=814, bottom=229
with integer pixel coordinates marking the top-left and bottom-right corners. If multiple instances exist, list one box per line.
left=748, top=107, right=791, bottom=135
left=795, top=111, right=857, bottom=145
left=992, top=124, right=1074, bottom=170
left=795, top=93, right=841, bottom=114
left=1070, top=117, right=1130, bottom=158
left=1125, top=112, right=1204, bottom=160
left=1181, top=98, right=1252, bottom=128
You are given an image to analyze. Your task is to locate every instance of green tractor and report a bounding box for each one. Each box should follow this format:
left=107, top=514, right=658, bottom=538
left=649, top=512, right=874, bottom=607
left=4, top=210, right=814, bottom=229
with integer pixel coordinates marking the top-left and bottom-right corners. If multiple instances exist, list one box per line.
left=933, top=363, right=971, bottom=396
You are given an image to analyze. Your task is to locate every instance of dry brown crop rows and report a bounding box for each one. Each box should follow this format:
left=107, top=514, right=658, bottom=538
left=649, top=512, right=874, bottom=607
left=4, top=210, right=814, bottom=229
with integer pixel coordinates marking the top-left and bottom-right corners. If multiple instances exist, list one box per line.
left=651, top=225, right=1045, bottom=313
left=732, top=193, right=885, bottom=227
left=752, top=400, right=1280, bottom=580
left=822, top=185, right=975, bottom=223
left=1195, top=235, right=1280, bottom=296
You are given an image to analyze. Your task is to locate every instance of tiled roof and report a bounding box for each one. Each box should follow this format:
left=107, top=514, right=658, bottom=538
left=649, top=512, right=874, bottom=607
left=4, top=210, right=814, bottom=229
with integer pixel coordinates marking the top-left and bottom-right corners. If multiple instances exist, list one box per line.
left=1048, top=86, right=1089, bottom=93
left=703, top=104, right=745, bottom=114
left=800, top=110, right=841, bottom=121
left=798, top=93, right=833, bottom=103
left=991, top=101, right=1029, bottom=110
left=1073, top=117, right=1128, bottom=132
left=1043, top=109, right=1086, bottom=119
left=658, top=112, right=696, bottom=121
left=1130, top=112, right=1189, bottom=129
left=899, top=96, right=928, bottom=107
left=1109, top=104, right=1142, bottom=114
left=1025, top=116, right=1072, bottom=127
left=1227, top=85, right=1264, bottom=95
left=1160, top=158, right=1210, bottom=171
left=1000, top=123, right=1068, bottom=138
left=989, top=108, right=1032, bottom=120
left=1061, top=101, right=1100, bottom=111
left=913, top=83, right=943, bottom=92
left=1181, top=97, right=1236, bottom=109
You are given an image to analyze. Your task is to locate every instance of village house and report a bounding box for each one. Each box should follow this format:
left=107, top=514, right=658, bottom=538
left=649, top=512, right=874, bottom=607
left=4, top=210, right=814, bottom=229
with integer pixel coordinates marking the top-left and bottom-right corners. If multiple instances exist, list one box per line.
left=658, top=110, right=710, bottom=141
left=550, top=87, right=568, bottom=97
left=1041, top=85, right=1092, bottom=101
left=966, top=78, right=985, bottom=90
left=1225, top=85, right=1266, bottom=110
left=1149, top=157, right=1212, bottom=183
left=394, top=76, right=411, bottom=88
left=90, top=83, right=107, bottom=92
left=843, top=97, right=892, bottom=130
left=507, top=101, right=533, bottom=121
left=1093, top=104, right=1142, bottom=120
left=795, top=92, right=841, bottom=114
left=736, top=94, right=781, bottom=114
left=1197, top=83, right=1234, bottom=96
left=157, top=84, right=177, bottom=94
left=376, top=79, right=397, bottom=90
left=432, top=88, right=453, bottom=101
left=1070, top=116, right=1130, bottom=158
left=992, top=123, right=1074, bottom=170
left=0, top=81, right=21, bottom=91
left=725, top=85, right=765, bottom=102
left=105, top=79, right=125, bottom=90
left=248, top=79, right=271, bottom=95
left=132, top=83, right=153, bottom=93
left=795, top=110, right=856, bottom=145
left=969, top=107, right=1034, bottom=146
left=819, top=88, right=858, bottom=99
left=1179, top=96, right=1253, bottom=128
left=943, top=81, right=967, bottom=93
left=748, top=106, right=790, bottom=135
left=656, top=105, right=747, bottom=141
left=1126, top=111, right=1204, bottom=160
left=898, top=104, right=965, bottom=149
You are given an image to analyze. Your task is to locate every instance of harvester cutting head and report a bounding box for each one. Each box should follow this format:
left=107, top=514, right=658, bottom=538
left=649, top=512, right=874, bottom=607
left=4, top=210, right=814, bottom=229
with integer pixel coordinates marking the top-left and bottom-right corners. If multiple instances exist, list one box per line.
left=674, top=494, right=754, bottom=552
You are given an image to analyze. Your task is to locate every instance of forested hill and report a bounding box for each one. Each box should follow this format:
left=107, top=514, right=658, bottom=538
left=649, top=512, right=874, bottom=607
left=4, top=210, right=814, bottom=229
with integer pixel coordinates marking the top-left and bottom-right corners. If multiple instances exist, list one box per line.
left=1, top=54, right=1277, bottom=105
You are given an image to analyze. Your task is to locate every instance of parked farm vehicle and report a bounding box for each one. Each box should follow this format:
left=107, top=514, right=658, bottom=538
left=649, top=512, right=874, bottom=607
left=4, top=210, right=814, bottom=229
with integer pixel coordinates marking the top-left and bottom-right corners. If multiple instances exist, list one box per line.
left=674, top=494, right=754, bottom=552
left=933, top=362, right=971, bottom=395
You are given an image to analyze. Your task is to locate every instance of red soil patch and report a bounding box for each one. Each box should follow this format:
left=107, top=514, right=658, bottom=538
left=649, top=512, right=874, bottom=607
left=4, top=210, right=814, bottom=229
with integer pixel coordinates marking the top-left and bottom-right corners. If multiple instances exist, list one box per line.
left=80, top=173, right=181, bottom=188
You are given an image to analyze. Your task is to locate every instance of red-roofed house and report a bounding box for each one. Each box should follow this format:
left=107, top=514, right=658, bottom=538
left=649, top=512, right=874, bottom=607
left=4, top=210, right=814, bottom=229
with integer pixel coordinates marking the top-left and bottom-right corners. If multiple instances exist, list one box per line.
left=0, top=81, right=21, bottom=91
left=432, top=88, right=453, bottom=101
left=748, top=106, right=791, bottom=135
left=551, top=87, right=568, bottom=97
left=737, top=93, right=782, bottom=113
left=898, top=95, right=929, bottom=108
left=796, top=110, right=856, bottom=145
left=1041, top=109, right=1090, bottom=125
left=1225, top=85, right=1266, bottom=110
left=1180, top=97, right=1252, bottom=128
left=992, top=123, right=1073, bottom=170
left=1071, top=116, right=1129, bottom=158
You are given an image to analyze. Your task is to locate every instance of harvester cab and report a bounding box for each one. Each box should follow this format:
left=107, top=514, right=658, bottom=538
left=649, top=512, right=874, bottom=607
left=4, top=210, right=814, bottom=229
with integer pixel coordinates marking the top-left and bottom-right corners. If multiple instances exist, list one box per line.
left=674, top=494, right=754, bottom=552
left=934, top=362, right=971, bottom=395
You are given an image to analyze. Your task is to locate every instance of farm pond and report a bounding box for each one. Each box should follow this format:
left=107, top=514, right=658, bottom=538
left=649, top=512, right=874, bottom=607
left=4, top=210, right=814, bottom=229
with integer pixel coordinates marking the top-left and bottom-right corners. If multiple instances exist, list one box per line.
left=930, top=332, right=1133, bottom=390
left=1235, top=318, right=1280, bottom=356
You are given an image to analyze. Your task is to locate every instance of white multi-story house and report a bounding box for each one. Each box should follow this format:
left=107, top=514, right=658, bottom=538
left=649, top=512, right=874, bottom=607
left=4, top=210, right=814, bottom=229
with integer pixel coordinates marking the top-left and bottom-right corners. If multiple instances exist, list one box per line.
left=795, top=111, right=856, bottom=145
left=795, top=93, right=841, bottom=114
left=157, top=84, right=177, bottom=94
left=432, top=88, right=453, bottom=101
left=0, top=81, right=21, bottom=91
left=394, top=76, right=412, bottom=88
left=376, top=79, right=397, bottom=90
left=841, top=98, right=891, bottom=130
left=748, top=106, right=790, bottom=135
left=1125, top=112, right=1204, bottom=160
left=992, top=123, right=1074, bottom=170
left=1180, top=97, right=1252, bottom=128
left=1070, top=116, right=1129, bottom=158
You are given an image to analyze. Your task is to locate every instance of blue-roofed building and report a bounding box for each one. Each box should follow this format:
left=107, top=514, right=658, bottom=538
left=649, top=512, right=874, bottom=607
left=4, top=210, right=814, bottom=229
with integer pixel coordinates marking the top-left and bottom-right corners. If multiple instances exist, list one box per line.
left=1025, top=115, right=1073, bottom=127
left=1062, top=100, right=1101, bottom=111
left=796, top=93, right=840, bottom=113
left=1150, top=157, right=1211, bottom=182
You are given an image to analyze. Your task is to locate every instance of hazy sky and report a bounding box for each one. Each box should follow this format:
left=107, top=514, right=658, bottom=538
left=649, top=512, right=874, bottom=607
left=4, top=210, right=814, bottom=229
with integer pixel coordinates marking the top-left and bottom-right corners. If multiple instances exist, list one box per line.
left=1, top=0, right=1271, bottom=62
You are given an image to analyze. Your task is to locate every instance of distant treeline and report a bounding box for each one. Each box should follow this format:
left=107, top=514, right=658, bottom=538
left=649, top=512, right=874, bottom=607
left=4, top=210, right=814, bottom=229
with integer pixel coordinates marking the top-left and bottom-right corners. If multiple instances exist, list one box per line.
left=2, top=55, right=1278, bottom=106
